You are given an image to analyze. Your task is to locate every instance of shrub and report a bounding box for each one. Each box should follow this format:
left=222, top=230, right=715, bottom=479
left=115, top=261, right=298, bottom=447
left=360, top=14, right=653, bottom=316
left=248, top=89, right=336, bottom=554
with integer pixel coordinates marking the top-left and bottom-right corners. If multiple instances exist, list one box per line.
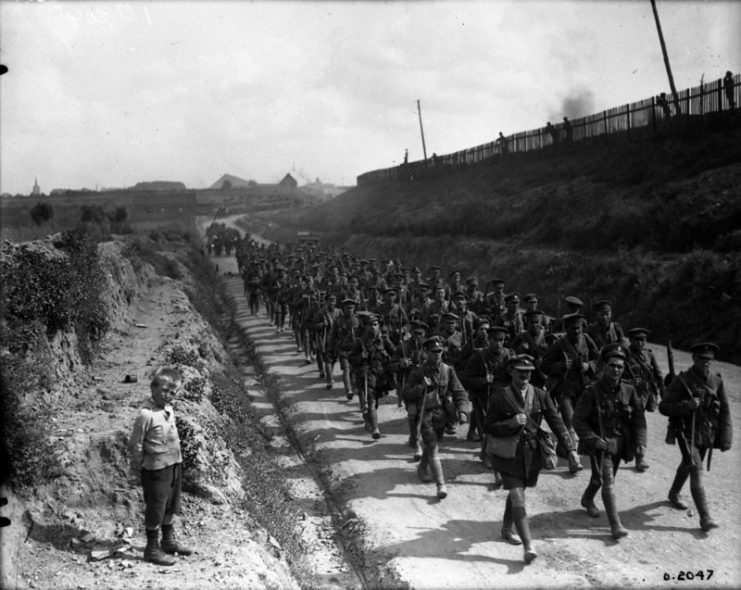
left=166, top=345, right=204, bottom=369
left=30, top=202, right=54, bottom=226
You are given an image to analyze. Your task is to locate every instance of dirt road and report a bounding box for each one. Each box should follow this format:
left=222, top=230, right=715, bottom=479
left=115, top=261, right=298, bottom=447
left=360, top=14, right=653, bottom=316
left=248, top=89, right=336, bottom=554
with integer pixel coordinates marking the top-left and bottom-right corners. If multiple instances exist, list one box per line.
left=212, top=250, right=741, bottom=590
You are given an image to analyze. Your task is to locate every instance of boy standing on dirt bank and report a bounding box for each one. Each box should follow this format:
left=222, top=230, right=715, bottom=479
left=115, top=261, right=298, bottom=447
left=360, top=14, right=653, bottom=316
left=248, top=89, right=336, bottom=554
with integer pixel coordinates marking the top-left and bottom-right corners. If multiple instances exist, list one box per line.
left=129, top=367, right=194, bottom=565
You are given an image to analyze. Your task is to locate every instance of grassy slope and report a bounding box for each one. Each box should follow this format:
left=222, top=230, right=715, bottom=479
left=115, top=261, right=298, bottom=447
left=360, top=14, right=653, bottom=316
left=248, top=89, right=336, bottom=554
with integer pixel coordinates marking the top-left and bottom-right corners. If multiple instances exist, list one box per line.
left=268, top=122, right=741, bottom=361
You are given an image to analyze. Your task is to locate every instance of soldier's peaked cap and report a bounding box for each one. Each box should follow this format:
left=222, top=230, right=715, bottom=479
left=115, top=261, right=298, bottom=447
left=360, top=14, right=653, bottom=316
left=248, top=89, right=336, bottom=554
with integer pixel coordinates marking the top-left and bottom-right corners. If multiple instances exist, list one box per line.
left=341, top=298, right=356, bottom=306
left=601, top=342, right=627, bottom=362
left=453, top=290, right=467, bottom=299
left=691, top=342, right=718, bottom=359
left=424, top=336, right=444, bottom=350
left=509, top=355, right=536, bottom=371
left=628, top=327, right=649, bottom=338
left=429, top=265, right=441, bottom=271
left=564, top=296, right=584, bottom=307
left=524, top=293, right=538, bottom=302
left=487, top=325, right=508, bottom=335
left=442, top=312, right=460, bottom=320
left=505, top=292, right=520, bottom=303
left=475, top=316, right=492, bottom=329
left=563, top=312, right=586, bottom=324
left=411, top=320, right=429, bottom=330
left=491, top=278, right=505, bottom=285
left=593, top=299, right=613, bottom=310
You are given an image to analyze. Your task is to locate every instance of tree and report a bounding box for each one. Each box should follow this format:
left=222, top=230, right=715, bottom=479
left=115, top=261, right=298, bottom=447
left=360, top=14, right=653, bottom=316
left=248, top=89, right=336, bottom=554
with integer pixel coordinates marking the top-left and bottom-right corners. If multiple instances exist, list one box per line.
left=30, top=202, right=54, bottom=225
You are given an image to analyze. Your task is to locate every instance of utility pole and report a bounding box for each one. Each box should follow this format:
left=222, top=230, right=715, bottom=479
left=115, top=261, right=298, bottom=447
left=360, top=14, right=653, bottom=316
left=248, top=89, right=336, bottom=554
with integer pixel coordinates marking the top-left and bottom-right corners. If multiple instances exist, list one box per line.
left=650, top=0, right=681, bottom=115
left=417, top=100, right=428, bottom=161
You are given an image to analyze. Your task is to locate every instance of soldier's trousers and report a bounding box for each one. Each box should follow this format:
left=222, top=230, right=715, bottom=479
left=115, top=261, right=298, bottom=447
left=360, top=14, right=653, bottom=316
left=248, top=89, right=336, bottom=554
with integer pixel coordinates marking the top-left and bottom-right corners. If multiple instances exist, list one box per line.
left=671, top=444, right=709, bottom=506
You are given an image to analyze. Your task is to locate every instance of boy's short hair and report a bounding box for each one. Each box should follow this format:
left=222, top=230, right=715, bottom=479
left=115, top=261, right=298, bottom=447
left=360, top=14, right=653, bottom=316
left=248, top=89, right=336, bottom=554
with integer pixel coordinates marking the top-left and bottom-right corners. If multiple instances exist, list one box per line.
left=151, top=367, right=183, bottom=388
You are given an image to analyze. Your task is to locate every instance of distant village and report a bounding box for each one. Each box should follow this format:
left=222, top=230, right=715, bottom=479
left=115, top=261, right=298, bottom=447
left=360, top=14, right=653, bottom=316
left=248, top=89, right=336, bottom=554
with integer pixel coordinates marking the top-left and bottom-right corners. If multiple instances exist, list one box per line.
left=0, top=173, right=352, bottom=227
left=2, top=172, right=351, bottom=202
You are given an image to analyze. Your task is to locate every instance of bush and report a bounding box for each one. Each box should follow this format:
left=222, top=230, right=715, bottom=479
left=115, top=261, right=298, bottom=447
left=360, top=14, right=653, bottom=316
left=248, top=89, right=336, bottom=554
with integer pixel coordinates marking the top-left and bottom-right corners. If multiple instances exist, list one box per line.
left=0, top=352, right=61, bottom=486
left=30, top=202, right=54, bottom=225
left=166, top=345, right=204, bottom=369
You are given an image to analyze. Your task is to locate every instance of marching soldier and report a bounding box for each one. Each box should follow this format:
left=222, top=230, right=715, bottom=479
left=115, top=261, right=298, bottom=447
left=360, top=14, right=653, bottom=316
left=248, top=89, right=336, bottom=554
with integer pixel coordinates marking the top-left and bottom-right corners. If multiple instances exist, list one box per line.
left=462, top=325, right=516, bottom=481
left=501, top=292, right=525, bottom=341
left=574, top=343, right=647, bottom=539
left=314, top=292, right=342, bottom=389
left=659, top=342, right=732, bottom=532
left=512, top=310, right=552, bottom=388
left=541, top=312, right=599, bottom=471
left=587, top=299, right=627, bottom=351
left=349, top=314, right=396, bottom=439
left=391, top=320, right=429, bottom=460
left=623, top=327, right=666, bottom=471
left=329, top=298, right=362, bottom=400
left=402, top=336, right=470, bottom=499
left=485, top=355, right=577, bottom=563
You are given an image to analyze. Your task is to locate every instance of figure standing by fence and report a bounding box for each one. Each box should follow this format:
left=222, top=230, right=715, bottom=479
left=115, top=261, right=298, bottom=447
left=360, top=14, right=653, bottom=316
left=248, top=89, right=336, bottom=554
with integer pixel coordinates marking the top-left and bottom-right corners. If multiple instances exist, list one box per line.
left=497, top=131, right=509, bottom=154
left=563, top=117, right=573, bottom=142
left=723, top=71, right=736, bottom=110
left=546, top=122, right=559, bottom=145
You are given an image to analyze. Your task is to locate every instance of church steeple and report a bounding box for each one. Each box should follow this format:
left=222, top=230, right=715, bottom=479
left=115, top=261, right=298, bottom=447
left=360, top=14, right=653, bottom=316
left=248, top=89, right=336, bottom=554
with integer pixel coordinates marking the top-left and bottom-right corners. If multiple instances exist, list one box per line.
left=31, top=177, right=40, bottom=196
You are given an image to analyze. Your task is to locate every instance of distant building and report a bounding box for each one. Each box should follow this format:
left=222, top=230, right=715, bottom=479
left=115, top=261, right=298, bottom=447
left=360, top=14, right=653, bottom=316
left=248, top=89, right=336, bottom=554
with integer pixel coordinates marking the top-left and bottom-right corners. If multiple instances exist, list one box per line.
left=279, top=173, right=298, bottom=189
left=131, top=181, right=186, bottom=191
left=209, top=174, right=257, bottom=190
left=300, top=177, right=352, bottom=201
left=31, top=177, right=41, bottom=196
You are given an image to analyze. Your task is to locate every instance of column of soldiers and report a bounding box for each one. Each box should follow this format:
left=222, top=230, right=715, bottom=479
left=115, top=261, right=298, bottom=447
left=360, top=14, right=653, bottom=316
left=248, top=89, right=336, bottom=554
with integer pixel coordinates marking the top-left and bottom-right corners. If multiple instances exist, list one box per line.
left=228, top=232, right=732, bottom=563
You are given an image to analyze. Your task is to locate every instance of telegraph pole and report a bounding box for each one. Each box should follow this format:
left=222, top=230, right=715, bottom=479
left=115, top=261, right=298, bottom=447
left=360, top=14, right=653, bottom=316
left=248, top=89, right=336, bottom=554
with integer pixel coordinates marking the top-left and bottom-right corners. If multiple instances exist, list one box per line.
left=417, top=100, right=428, bottom=161
left=650, top=0, right=681, bottom=115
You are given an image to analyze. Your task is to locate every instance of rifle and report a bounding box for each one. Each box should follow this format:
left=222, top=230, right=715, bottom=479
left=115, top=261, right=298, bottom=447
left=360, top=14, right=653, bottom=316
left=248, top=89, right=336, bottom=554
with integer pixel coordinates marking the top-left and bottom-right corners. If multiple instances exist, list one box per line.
left=665, top=340, right=676, bottom=386
left=665, top=341, right=677, bottom=444
left=398, top=340, right=408, bottom=408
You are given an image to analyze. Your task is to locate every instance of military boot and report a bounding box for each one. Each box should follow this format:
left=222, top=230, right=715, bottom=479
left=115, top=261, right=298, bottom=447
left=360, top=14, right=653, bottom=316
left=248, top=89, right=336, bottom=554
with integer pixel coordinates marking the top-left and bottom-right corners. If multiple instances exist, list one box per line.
left=580, top=482, right=602, bottom=518
left=500, top=497, right=522, bottom=545
left=325, top=362, right=333, bottom=389
left=691, top=485, right=719, bottom=532
left=429, top=455, right=447, bottom=499
left=602, top=485, right=628, bottom=539
left=407, top=418, right=417, bottom=448
left=667, top=465, right=690, bottom=509
left=161, top=524, right=193, bottom=556
left=634, top=453, right=649, bottom=472
left=144, top=528, right=177, bottom=566
left=512, top=506, right=536, bottom=563
left=370, top=407, right=381, bottom=440
left=417, top=452, right=432, bottom=483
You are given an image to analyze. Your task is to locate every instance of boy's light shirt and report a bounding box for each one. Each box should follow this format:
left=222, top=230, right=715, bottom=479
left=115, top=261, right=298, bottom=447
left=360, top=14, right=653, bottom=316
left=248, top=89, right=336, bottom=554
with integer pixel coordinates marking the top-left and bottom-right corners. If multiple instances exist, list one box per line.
left=130, top=398, right=183, bottom=471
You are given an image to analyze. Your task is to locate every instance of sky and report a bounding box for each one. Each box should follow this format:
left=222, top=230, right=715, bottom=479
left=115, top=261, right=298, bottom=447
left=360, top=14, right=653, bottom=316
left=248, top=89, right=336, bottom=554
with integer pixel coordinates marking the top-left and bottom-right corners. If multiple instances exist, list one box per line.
left=1, top=0, right=739, bottom=195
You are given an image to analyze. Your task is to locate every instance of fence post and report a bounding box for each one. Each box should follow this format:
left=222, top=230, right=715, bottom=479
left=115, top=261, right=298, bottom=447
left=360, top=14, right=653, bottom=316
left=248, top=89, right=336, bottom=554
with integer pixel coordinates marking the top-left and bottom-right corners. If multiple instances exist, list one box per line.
left=718, top=78, right=724, bottom=110
left=699, top=80, right=704, bottom=117
left=626, top=103, right=631, bottom=138
left=603, top=110, right=608, bottom=138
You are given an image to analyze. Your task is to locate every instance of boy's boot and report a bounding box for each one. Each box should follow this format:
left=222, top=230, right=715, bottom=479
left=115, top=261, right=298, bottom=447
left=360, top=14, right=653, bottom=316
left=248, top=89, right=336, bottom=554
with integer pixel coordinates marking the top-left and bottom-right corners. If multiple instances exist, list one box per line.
left=161, top=523, right=194, bottom=556
left=144, top=528, right=177, bottom=566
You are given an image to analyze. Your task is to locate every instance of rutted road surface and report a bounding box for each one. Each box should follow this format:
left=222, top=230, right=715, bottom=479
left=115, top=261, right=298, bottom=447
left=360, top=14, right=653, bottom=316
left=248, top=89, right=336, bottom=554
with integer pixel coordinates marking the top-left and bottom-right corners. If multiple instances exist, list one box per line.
left=217, top=253, right=741, bottom=590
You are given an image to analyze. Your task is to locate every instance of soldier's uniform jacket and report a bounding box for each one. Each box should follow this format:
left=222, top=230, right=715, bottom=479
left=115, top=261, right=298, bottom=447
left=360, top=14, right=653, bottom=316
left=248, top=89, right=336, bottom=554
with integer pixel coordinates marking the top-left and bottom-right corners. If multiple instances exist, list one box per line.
left=453, top=309, right=477, bottom=349
left=659, top=367, right=732, bottom=451
left=378, top=302, right=408, bottom=344
left=573, top=378, right=647, bottom=462
left=485, top=384, right=574, bottom=480
left=329, top=312, right=360, bottom=358
left=390, top=338, right=427, bottom=378
left=349, top=332, right=397, bottom=393
left=461, top=347, right=516, bottom=399
left=402, top=359, right=470, bottom=417
left=624, top=347, right=665, bottom=411
left=439, top=329, right=464, bottom=371
left=586, top=321, right=626, bottom=351
left=501, top=309, right=524, bottom=340
left=512, top=329, right=552, bottom=387
left=541, top=334, right=600, bottom=400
